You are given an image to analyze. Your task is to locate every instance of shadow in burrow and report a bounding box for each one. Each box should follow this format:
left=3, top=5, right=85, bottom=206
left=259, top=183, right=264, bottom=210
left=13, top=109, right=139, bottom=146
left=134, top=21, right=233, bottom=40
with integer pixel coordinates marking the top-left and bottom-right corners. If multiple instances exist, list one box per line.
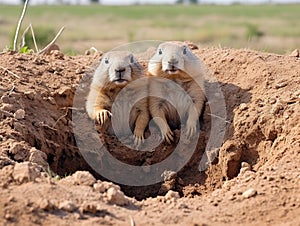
left=66, top=75, right=253, bottom=200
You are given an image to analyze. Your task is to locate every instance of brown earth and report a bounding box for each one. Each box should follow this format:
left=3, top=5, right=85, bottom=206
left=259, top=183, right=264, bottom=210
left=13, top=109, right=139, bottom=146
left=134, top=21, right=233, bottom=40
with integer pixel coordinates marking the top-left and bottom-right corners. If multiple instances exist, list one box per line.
left=0, top=45, right=299, bottom=226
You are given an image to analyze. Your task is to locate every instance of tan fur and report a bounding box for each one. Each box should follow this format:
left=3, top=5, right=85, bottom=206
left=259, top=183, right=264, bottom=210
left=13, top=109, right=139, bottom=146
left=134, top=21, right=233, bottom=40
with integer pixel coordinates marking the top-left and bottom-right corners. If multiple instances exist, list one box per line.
left=147, top=42, right=206, bottom=143
left=86, top=51, right=149, bottom=146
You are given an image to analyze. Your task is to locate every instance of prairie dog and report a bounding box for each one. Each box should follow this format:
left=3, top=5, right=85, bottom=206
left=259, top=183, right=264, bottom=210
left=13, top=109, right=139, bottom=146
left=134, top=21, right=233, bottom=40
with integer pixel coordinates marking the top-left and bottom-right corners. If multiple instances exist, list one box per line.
left=148, top=42, right=206, bottom=143
left=86, top=51, right=149, bottom=146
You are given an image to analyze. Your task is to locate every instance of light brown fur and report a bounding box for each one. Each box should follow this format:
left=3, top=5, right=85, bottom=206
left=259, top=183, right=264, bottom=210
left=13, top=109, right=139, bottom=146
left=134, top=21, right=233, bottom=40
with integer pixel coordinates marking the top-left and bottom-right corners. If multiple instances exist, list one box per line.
left=86, top=51, right=149, bottom=146
left=147, top=42, right=206, bottom=143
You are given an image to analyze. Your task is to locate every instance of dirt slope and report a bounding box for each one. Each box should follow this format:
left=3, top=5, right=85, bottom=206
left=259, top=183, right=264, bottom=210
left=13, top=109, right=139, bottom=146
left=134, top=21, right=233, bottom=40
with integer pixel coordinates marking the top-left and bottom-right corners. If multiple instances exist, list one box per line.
left=0, top=46, right=299, bottom=226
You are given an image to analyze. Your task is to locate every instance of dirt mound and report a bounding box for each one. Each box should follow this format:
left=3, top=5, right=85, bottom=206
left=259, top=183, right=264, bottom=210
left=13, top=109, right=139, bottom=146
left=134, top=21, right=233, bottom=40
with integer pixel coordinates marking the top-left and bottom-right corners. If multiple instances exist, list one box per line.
left=0, top=47, right=299, bottom=225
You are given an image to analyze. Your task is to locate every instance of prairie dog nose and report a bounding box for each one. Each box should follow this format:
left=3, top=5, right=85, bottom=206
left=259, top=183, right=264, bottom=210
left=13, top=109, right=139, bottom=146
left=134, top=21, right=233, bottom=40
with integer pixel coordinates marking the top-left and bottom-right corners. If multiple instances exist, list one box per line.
left=168, top=57, right=178, bottom=66
left=115, top=67, right=126, bottom=73
left=115, top=67, right=126, bottom=77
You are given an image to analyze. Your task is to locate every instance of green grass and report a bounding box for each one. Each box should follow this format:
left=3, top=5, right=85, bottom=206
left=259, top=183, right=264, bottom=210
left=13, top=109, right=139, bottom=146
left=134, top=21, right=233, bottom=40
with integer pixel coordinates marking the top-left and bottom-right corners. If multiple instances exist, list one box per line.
left=1, top=4, right=299, bottom=54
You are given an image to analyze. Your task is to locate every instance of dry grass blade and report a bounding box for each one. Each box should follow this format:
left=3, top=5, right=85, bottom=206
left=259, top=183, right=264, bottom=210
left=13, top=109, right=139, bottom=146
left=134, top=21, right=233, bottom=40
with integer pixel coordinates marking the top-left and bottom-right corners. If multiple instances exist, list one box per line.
left=39, top=27, right=65, bottom=54
left=13, top=0, right=29, bottom=51
left=20, top=24, right=31, bottom=49
left=30, top=25, right=39, bottom=53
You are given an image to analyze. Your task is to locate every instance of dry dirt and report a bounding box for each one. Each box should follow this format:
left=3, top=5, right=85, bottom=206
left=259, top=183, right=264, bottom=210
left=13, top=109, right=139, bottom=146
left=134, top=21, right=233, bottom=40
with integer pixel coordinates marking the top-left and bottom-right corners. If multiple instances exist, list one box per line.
left=0, top=45, right=299, bottom=226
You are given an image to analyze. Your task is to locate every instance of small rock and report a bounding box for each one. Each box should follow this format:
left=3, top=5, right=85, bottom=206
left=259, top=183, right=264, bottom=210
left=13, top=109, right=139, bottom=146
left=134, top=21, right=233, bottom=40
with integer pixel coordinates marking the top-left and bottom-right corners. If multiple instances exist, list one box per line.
left=59, top=200, right=77, bottom=212
left=241, top=162, right=251, bottom=169
left=275, top=81, right=288, bottom=89
left=269, top=98, right=276, bottom=104
left=9, top=141, right=28, bottom=161
left=106, top=187, right=130, bottom=206
left=24, top=91, right=35, bottom=100
left=4, top=213, right=14, bottom=221
left=29, top=148, right=49, bottom=170
left=13, top=109, right=25, bottom=119
left=239, top=103, right=248, bottom=111
left=75, top=68, right=85, bottom=74
left=13, top=162, right=41, bottom=183
left=72, top=171, right=96, bottom=186
left=290, top=49, right=299, bottom=57
left=93, top=181, right=120, bottom=193
left=242, top=188, right=257, bottom=199
left=80, top=202, right=97, bottom=214
left=165, top=190, right=180, bottom=200
left=38, top=198, right=55, bottom=211
left=50, top=49, right=64, bottom=60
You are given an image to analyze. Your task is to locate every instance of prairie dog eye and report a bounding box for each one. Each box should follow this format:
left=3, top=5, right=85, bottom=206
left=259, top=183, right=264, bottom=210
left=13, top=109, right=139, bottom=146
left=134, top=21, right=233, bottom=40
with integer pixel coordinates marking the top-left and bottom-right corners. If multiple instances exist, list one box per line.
left=158, top=48, right=163, bottom=55
left=130, top=55, right=135, bottom=63
left=183, top=46, right=187, bottom=55
left=104, top=58, right=109, bottom=64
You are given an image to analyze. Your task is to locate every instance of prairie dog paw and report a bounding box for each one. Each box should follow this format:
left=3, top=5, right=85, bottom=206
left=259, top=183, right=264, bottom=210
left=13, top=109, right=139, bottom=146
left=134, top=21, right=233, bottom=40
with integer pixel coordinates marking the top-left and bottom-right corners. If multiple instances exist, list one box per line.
left=185, top=120, right=197, bottom=138
left=160, top=126, right=174, bottom=144
left=134, top=130, right=145, bottom=148
left=96, top=109, right=112, bottom=125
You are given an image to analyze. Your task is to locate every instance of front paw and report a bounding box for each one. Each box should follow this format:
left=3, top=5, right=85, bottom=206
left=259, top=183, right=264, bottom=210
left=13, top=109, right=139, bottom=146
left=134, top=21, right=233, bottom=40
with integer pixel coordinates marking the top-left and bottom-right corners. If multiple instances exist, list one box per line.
left=185, top=120, right=197, bottom=138
left=160, top=125, right=174, bottom=144
left=95, top=109, right=112, bottom=126
left=134, top=130, right=145, bottom=148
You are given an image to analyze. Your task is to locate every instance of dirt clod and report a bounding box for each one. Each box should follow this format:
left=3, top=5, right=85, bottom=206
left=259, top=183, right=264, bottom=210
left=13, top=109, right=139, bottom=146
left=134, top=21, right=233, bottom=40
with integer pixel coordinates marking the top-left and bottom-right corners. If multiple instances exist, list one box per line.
left=106, top=187, right=131, bottom=206
left=58, top=200, right=77, bottom=212
left=12, top=162, right=41, bottom=183
left=71, top=171, right=96, bottom=186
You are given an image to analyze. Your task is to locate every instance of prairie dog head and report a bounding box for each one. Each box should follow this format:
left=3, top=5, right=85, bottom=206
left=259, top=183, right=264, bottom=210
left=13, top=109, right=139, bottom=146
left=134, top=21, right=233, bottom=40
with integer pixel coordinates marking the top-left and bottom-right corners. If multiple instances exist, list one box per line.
left=92, top=51, right=143, bottom=87
left=148, top=42, right=199, bottom=78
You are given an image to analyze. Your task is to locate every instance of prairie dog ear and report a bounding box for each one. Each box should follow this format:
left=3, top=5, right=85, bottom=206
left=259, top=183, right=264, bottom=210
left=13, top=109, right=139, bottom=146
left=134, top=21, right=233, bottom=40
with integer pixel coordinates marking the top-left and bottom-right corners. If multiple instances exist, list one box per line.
left=130, top=54, right=135, bottom=64
left=183, top=46, right=188, bottom=55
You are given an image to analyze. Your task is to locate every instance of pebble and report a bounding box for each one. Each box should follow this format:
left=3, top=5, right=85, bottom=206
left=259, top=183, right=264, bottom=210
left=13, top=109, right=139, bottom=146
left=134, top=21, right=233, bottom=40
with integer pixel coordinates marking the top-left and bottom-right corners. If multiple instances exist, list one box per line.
left=38, top=198, right=55, bottom=211
left=165, top=190, right=180, bottom=200
left=289, top=49, right=299, bottom=57
left=242, top=188, right=257, bottom=198
left=58, top=200, right=77, bottom=212
left=24, top=91, right=35, bottom=100
left=106, top=187, right=130, bottom=206
left=80, top=202, right=97, bottom=214
left=275, top=81, right=288, bottom=89
left=13, top=109, right=25, bottom=119
left=72, top=171, right=96, bottom=186
left=93, top=181, right=120, bottom=193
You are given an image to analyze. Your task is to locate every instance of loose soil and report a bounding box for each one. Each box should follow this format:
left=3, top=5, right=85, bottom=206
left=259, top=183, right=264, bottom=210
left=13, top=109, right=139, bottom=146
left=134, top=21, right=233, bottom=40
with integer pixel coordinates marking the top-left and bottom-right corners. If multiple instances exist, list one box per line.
left=0, top=45, right=299, bottom=226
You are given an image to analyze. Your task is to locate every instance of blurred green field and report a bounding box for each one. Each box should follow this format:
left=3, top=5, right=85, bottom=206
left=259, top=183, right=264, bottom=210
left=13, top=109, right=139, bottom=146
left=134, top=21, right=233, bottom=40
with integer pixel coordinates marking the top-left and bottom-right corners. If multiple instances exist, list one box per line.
left=0, top=4, right=299, bottom=54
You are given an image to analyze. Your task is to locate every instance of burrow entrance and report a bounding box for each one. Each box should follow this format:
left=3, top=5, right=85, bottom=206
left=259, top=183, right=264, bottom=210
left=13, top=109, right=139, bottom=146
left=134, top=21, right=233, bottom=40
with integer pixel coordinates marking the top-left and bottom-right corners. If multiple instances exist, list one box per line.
left=1, top=71, right=260, bottom=200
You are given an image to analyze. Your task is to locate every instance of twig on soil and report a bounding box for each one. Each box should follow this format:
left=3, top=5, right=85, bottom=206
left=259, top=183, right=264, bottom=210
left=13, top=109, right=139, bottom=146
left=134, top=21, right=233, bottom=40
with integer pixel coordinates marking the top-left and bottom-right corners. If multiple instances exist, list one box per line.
left=40, top=123, right=58, bottom=131
left=0, top=109, right=14, bottom=117
left=13, top=0, right=29, bottom=51
left=8, top=84, right=15, bottom=95
left=38, top=26, right=65, bottom=54
left=129, top=216, right=135, bottom=226
left=208, top=113, right=231, bottom=124
left=0, top=65, right=20, bottom=79
left=52, top=107, right=78, bottom=128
